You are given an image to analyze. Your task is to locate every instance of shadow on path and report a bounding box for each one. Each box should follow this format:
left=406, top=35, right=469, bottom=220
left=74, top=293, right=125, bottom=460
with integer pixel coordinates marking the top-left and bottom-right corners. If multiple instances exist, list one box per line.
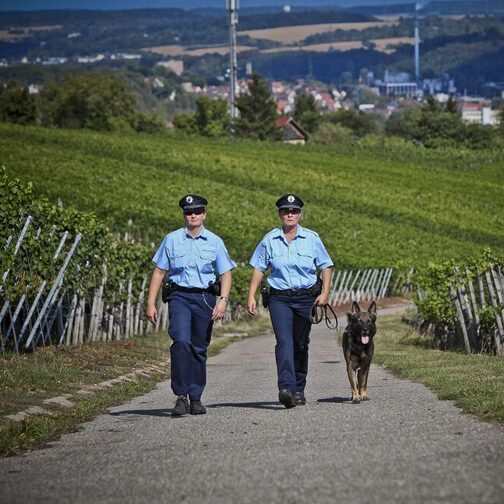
left=110, top=408, right=172, bottom=417
left=317, top=397, right=350, bottom=404
left=206, top=401, right=283, bottom=411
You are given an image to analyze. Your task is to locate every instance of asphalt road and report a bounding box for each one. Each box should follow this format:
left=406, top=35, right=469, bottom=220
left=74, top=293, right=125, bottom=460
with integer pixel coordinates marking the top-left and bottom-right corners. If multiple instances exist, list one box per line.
left=1, top=317, right=504, bottom=504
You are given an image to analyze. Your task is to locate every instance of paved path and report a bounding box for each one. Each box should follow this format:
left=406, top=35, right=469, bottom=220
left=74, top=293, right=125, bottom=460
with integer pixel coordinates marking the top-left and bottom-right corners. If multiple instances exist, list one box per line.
left=1, top=317, right=504, bottom=504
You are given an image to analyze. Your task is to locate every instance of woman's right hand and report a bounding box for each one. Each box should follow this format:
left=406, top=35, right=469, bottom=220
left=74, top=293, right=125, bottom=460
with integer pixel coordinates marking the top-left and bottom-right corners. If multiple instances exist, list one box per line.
left=146, top=303, right=158, bottom=325
left=247, top=297, right=257, bottom=316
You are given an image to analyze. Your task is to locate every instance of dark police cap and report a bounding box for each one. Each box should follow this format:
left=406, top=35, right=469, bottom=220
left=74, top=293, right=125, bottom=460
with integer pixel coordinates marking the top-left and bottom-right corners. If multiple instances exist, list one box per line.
left=179, top=194, right=208, bottom=211
left=276, top=194, right=304, bottom=210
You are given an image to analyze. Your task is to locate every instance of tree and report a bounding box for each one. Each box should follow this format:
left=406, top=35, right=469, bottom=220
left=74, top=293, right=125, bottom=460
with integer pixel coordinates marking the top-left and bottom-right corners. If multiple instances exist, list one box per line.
left=173, top=113, right=198, bottom=135
left=42, top=73, right=139, bottom=132
left=424, top=95, right=441, bottom=113
left=0, top=81, right=36, bottom=125
left=497, top=107, right=504, bottom=135
left=172, top=97, right=230, bottom=137
left=417, top=111, right=466, bottom=148
left=293, top=93, right=320, bottom=134
left=294, top=93, right=316, bottom=121
left=464, top=123, right=496, bottom=150
left=234, top=73, right=281, bottom=141
left=326, top=108, right=378, bottom=137
left=311, top=122, right=353, bottom=144
left=135, top=112, right=166, bottom=134
left=385, top=105, right=468, bottom=148
left=194, top=97, right=229, bottom=137
left=444, top=95, right=458, bottom=114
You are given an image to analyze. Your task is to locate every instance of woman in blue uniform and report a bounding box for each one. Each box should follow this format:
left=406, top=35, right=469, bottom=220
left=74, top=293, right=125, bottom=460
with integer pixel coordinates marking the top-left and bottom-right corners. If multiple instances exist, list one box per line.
left=247, top=194, right=333, bottom=408
left=147, top=194, right=236, bottom=416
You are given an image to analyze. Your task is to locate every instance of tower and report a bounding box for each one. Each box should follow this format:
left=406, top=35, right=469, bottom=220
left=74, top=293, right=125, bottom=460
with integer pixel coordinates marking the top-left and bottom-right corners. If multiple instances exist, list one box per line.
left=227, top=0, right=239, bottom=119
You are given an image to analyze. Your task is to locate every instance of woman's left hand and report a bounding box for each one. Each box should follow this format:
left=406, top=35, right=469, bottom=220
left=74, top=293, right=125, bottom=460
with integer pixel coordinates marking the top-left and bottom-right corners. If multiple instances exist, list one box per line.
left=212, top=299, right=227, bottom=320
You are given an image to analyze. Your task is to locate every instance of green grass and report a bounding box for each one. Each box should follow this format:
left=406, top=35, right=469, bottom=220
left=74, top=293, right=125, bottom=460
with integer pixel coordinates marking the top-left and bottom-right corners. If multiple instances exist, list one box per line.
left=1, top=124, right=503, bottom=271
left=0, top=315, right=272, bottom=456
left=0, top=372, right=166, bottom=457
left=0, top=333, right=169, bottom=417
left=374, top=313, right=504, bottom=423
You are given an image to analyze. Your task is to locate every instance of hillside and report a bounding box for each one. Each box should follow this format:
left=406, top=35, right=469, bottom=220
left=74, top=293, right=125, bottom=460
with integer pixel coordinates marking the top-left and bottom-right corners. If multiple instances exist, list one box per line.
left=1, top=123, right=503, bottom=271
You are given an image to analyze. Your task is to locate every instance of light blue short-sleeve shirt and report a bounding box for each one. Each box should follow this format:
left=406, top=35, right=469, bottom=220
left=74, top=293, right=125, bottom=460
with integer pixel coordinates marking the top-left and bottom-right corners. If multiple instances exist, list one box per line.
left=152, top=227, right=236, bottom=289
left=249, top=225, right=333, bottom=290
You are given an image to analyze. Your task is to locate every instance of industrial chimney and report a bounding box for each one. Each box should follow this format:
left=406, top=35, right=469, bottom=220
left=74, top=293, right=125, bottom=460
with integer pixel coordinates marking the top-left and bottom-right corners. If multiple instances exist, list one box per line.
left=414, top=2, right=421, bottom=82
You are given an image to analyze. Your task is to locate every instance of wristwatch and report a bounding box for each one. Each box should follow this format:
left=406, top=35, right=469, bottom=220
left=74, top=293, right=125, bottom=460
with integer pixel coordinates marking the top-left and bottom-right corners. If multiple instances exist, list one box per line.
left=219, top=296, right=229, bottom=303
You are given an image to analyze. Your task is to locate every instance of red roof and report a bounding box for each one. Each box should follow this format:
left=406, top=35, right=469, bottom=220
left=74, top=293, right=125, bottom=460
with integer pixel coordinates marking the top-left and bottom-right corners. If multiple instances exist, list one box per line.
left=276, top=116, right=290, bottom=127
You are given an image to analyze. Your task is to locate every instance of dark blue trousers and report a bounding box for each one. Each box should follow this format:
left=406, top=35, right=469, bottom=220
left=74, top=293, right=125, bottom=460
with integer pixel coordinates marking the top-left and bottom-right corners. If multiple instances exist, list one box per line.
left=167, top=291, right=215, bottom=401
left=268, top=294, right=314, bottom=393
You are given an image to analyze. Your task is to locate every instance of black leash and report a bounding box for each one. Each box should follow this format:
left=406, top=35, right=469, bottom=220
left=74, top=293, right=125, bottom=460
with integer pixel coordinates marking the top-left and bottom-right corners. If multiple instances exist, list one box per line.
left=310, top=303, right=338, bottom=330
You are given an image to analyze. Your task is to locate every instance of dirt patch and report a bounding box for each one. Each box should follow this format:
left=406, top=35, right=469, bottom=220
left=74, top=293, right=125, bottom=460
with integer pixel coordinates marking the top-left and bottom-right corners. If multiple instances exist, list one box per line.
left=239, top=21, right=397, bottom=44
left=262, top=37, right=414, bottom=55
left=0, top=25, right=62, bottom=41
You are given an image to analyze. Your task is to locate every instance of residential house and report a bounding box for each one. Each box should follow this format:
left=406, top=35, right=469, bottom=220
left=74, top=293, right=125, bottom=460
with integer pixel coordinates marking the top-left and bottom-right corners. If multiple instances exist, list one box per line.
left=276, top=116, right=309, bottom=145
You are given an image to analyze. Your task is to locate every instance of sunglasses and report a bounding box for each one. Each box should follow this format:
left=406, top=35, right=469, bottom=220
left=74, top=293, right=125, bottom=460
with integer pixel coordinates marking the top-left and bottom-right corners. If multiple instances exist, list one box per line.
left=184, top=210, right=205, bottom=216
left=280, top=208, right=301, bottom=215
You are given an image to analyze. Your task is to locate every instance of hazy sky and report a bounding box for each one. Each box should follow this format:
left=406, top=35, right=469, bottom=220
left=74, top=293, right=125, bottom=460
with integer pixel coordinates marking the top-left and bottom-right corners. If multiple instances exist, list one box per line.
left=0, top=0, right=422, bottom=11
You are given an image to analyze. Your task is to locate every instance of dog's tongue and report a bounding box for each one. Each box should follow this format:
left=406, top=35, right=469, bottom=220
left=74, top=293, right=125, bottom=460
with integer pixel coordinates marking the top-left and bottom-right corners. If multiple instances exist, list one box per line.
left=361, top=335, right=369, bottom=344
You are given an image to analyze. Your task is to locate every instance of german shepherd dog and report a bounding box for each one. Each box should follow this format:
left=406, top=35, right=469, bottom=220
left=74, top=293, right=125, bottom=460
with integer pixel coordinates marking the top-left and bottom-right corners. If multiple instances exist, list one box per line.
left=342, top=301, right=377, bottom=403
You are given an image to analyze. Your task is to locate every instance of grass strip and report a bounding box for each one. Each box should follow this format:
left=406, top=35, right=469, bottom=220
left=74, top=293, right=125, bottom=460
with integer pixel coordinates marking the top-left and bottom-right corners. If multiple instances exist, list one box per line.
left=0, top=316, right=272, bottom=456
left=374, top=312, right=504, bottom=423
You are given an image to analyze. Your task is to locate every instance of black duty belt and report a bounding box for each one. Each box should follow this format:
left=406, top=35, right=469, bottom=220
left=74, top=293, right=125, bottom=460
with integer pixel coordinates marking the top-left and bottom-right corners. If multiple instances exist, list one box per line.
left=175, top=285, right=211, bottom=294
left=269, top=287, right=313, bottom=297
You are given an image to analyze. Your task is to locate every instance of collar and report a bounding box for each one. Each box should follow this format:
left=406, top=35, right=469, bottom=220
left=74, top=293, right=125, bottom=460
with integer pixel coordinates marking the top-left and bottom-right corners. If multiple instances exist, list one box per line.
left=273, top=225, right=307, bottom=242
left=183, top=226, right=208, bottom=240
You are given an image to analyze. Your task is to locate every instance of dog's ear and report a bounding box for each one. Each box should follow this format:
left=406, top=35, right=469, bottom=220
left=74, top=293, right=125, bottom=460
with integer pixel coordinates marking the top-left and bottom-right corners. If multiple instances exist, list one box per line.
left=351, top=301, right=360, bottom=314
left=368, top=301, right=377, bottom=315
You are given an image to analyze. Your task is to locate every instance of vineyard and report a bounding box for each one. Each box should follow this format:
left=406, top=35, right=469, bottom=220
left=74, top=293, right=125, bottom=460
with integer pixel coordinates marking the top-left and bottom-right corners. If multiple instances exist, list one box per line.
left=0, top=123, right=503, bottom=351
left=1, top=124, right=503, bottom=269
left=0, top=169, right=161, bottom=353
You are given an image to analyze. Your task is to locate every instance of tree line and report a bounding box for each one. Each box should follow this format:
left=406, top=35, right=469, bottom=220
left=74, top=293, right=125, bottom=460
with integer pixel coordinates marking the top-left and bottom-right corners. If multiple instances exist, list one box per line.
left=0, top=72, right=165, bottom=133
left=174, top=74, right=504, bottom=150
left=1, top=70, right=503, bottom=149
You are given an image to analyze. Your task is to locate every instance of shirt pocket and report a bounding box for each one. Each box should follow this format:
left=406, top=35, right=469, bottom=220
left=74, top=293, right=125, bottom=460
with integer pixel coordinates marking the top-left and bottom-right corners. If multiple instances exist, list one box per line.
left=168, top=248, right=185, bottom=270
left=200, top=247, right=217, bottom=274
left=296, top=245, right=315, bottom=270
left=269, top=246, right=285, bottom=270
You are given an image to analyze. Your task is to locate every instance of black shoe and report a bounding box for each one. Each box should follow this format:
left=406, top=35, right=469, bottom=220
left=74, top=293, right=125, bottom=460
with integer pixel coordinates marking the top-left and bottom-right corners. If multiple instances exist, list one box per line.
left=172, top=395, right=190, bottom=416
left=294, top=391, right=306, bottom=405
left=278, top=389, right=296, bottom=409
left=190, top=400, right=207, bottom=415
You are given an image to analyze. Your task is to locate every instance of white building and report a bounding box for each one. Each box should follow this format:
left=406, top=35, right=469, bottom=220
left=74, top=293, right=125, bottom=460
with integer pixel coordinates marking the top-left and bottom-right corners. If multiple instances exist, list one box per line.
left=459, top=98, right=500, bottom=126
left=374, top=71, right=418, bottom=98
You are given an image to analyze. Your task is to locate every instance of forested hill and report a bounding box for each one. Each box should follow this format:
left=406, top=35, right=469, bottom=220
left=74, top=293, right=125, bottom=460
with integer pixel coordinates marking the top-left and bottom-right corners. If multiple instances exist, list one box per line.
left=349, top=0, right=503, bottom=15
left=0, top=8, right=374, bottom=58
left=1, top=123, right=503, bottom=271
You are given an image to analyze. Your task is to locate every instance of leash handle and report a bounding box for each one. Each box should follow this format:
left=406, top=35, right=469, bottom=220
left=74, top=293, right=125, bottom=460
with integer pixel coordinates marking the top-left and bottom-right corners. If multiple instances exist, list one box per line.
left=310, top=303, right=338, bottom=330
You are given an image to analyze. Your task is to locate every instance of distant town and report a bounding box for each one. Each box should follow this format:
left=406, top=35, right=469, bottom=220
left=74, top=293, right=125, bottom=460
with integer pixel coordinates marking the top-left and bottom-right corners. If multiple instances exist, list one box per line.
left=0, top=3, right=503, bottom=129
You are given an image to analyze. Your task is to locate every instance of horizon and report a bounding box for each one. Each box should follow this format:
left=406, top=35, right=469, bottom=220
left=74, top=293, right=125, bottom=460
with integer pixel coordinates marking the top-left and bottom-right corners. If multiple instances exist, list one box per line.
left=0, top=0, right=437, bottom=12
